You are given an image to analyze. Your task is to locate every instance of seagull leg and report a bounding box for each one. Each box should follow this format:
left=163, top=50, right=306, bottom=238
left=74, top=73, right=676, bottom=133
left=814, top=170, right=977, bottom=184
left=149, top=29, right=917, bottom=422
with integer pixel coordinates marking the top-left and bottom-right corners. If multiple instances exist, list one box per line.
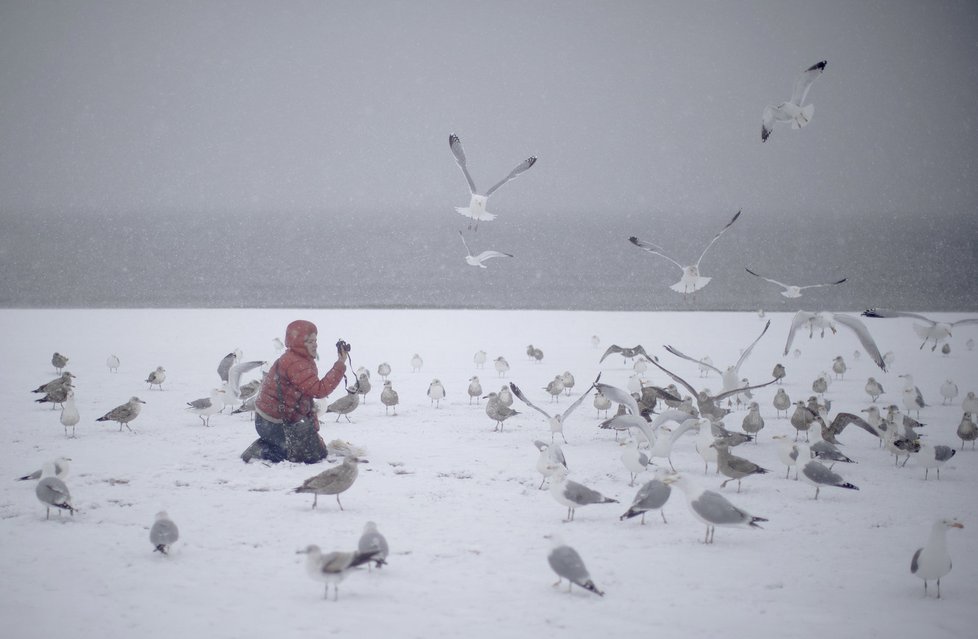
left=336, top=495, right=344, bottom=511
left=660, top=510, right=668, bottom=524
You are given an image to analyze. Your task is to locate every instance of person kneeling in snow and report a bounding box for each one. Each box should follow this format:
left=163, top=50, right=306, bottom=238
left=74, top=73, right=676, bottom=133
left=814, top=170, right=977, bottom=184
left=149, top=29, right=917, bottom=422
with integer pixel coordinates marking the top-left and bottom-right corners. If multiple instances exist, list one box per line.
left=241, top=320, right=348, bottom=464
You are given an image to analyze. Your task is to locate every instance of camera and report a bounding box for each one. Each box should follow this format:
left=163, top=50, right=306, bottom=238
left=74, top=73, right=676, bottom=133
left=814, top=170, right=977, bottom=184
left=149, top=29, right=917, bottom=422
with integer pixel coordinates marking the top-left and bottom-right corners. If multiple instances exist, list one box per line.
left=336, top=339, right=351, bottom=353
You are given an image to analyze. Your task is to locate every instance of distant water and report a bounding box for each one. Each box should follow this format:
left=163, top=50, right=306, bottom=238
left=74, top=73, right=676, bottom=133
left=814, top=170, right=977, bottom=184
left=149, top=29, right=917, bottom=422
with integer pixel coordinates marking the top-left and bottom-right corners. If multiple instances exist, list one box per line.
left=1, top=208, right=975, bottom=311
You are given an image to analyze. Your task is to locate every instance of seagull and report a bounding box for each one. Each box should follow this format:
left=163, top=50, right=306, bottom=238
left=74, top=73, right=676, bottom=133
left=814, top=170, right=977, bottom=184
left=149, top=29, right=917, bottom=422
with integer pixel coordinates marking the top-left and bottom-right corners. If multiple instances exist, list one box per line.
left=940, top=379, right=959, bottom=405
left=217, top=349, right=241, bottom=383
left=663, top=473, right=767, bottom=544
left=51, top=352, right=69, bottom=373
left=35, top=382, right=72, bottom=410
left=773, top=388, right=791, bottom=418
left=865, top=377, right=885, bottom=402
left=297, top=544, right=379, bottom=600
left=145, top=366, right=166, bottom=390
left=741, top=402, right=765, bottom=440
left=772, top=436, right=808, bottom=480
left=831, top=356, right=847, bottom=380
left=457, top=231, right=514, bottom=268
left=543, top=376, right=564, bottom=402
left=449, top=133, right=537, bottom=229
left=467, top=376, right=483, bottom=405
left=484, top=392, right=519, bottom=431
left=150, top=511, right=180, bottom=555
left=380, top=380, right=399, bottom=415
left=598, top=344, right=652, bottom=365
left=560, top=371, right=575, bottom=395
left=712, top=441, right=770, bottom=492
left=498, top=384, right=514, bottom=407
left=799, top=458, right=859, bottom=500
left=510, top=378, right=596, bottom=443
left=619, top=470, right=672, bottom=524
left=106, top=354, right=120, bottom=372
left=325, top=387, right=360, bottom=423
left=357, top=521, right=389, bottom=570
left=410, top=354, right=423, bottom=372
left=377, top=362, right=391, bottom=380
left=593, top=389, right=612, bottom=418
left=620, top=440, right=651, bottom=486
left=545, top=533, right=604, bottom=596
left=60, top=389, right=80, bottom=437
left=772, top=363, right=786, bottom=384
left=534, top=440, right=568, bottom=490
left=493, top=356, right=510, bottom=377
left=862, top=309, right=978, bottom=351
left=224, top=360, right=265, bottom=404
left=784, top=311, right=886, bottom=371
left=17, top=457, right=71, bottom=482
left=912, top=443, right=956, bottom=480
left=957, top=413, right=977, bottom=449
left=96, top=396, right=145, bottom=432
left=35, top=462, right=75, bottom=519
left=761, top=60, right=827, bottom=142
left=745, top=267, right=846, bottom=298
left=355, top=372, right=371, bottom=404
left=962, top=392, right=978, bottom=418
left=31, top=372, right=75, bottom=395
left=473, top=350, right=487, bottom=369
left=186, top=388, right=225, bottom=426
left=293, top=456, right=368, bottom=510
left=548, top=466, right=618, bottom=522
left=666, top=319, right=770, bottom=394
left=911, top=518, right=964, bottom=598
left=427, top=379, right=446, bottom=408
left=628, top=209, right=741, bottom=295
left=899, top=375, right=927, bottom=418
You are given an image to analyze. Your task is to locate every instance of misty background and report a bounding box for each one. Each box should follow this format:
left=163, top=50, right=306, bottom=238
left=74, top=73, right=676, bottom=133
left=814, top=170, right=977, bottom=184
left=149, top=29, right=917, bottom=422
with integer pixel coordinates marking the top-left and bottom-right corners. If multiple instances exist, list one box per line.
left=1, top=1, right=976, bottom=310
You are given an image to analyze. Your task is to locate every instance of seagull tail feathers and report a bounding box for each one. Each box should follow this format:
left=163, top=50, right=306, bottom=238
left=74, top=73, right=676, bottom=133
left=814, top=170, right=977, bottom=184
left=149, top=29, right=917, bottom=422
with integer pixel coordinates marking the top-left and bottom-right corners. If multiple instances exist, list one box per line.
left=749, top=516, right=768, bottom=528
left=577, top=580, right=605, bottom=596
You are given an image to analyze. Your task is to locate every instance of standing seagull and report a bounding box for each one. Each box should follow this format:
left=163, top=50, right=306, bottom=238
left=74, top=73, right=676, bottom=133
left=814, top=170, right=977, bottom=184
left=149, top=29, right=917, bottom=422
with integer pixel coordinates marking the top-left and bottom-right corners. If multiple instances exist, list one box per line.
left=106, top=354, right=120, bottom=372
left=380, top=380, right=399, bottom=415
left=745, top=267, right=846, bottom=298
left=96, top=396, right=145, bottom=432
left=186, top=388, right=225, bottom=426
left=357, top=521, right=389, bottom=570
left=427, top=379, right=446, bottom=407
left=145, top=366, right=166, bottom=390
left=297, top=544, right=379, bottom=601
left=545, top=534, right=604, bottom=596
left=761, top=60, right=827, bottom=142
left=911, top=518, right=964, bottom=598
left=325, top=387, right=360, bottom=423
left=484, top=392, right=519, bottom=431
left=628, top=209, right=741, bottom=296
left=60, top=389, right=80, bottom=438
left=293, top=456, right=368, bottom=510
left=862, top=309, right=978, bottom=352
left=150, top=511, right=180, bottom=555
left=799, top=458, right=859, bottom=500
left=619, top=470, right=672, bottom=524
left=449, top=133, right=537, bottom=229
left=35, top=462, right=75, bottom=519
left=457, top=231, right=514, bottom=268
left=548, top=466, right=618, bottom=522
left=51, top=352, right=69, bottom=373
left=663, top=473, right=767, bottom=544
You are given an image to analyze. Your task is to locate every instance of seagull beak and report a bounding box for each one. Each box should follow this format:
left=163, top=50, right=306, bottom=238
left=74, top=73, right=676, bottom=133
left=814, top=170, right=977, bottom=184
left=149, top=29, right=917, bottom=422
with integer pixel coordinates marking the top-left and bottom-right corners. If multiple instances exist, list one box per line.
left=951, top=522, right=964, bottom=529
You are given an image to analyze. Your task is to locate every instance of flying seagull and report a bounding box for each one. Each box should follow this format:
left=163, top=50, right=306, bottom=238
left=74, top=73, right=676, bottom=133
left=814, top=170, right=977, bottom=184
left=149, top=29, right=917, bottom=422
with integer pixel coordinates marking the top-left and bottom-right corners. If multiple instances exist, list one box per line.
left=628, top=209, right=741, bottom=295
left=861, top=309, right=978, bottom=352
left=745, top=267, right=846, bottom=298
left=761, top=60, right=827, bottom=142
left=784, top=311, right=886, bottom=371
left=449, top=133, right=536, bottom=229
left=457, top=231, right=514, bottom=268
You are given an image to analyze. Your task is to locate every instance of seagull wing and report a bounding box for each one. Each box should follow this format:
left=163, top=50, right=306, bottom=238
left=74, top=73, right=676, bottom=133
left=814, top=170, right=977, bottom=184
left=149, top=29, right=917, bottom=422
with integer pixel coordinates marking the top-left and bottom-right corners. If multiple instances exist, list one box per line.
left=559, top=382, right=598, bottom=421
left=449, top=133, right=478, bottom=194
left=745, top=267, right=790, bottom=290
left=628, top=237, right=684, bottom=270
left=862, top=308, right=935, bottom=325
left=712, top=377, right=778, bottom=403
left=593, top=382, right=640, bottom=417
left=761, top=105, right=777, bottom=142
left=834, top=313, right=886, bottom=371
left=643, top=358, right=699, bottom=404
left=473, top=250, right=514, bottom=263
left=797, top=278, right=847, bottom=290
left=949, top=318, right=978, bottom=328
left=790, top=60, right=827, bottom=107
left=457, top=230, right=472, bottom=257
left=227, top=360, right=264, bottom=397
left=694, top=209, right=741, bottom=267
left=485, top=156, right=537, bottom=197
left=509, top=382, right=552, bottom=419
left=733, top=320, right=770, bottom=373
left=783, top=311, right=815, bottom=355
left=665, top=345, right=722, bottom=375
left=599, top=344, right=624, bottom=363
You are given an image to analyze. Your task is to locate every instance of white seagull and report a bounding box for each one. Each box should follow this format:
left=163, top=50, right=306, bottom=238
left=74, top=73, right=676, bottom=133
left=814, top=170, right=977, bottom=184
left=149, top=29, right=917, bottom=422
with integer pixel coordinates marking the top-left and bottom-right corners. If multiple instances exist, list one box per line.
left=457, top=231, right=513, bottom=268
left=784, top=311, right=886, bottom=371
left=297, top=544, right=379, bottom=601
left=862, top=309, right=978, bottom=351
left=761, top=60, right=827, bottom=142
left=150, top=511, right=180, bottom=555
left=662, top=473, right=767, bottom=544
left=745, top=267, right=846, bottom=298
left=911, top=518, right=963, bottom=598
left=510, top=379, right=596, bottom=444
left=449, top=133, right=537, bottom=229
left=629, top=209, right=741, bottom=295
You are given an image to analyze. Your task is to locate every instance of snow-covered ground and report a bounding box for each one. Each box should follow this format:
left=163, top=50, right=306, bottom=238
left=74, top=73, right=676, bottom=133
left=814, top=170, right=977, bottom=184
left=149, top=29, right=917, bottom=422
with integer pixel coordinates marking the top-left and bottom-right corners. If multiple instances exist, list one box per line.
left=1, top=308, right=975, bottom=638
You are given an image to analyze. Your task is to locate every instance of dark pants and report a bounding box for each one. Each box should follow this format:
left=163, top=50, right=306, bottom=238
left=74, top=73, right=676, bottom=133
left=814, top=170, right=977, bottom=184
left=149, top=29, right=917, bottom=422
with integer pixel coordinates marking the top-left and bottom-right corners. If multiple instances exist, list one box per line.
left=241, top=413, right=326, bottom=464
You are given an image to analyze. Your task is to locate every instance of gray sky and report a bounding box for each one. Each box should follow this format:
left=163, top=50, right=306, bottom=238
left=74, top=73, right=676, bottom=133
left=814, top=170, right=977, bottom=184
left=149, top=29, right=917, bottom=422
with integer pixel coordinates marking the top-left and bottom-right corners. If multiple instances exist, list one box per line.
left=2, top=0, right=977, bottom=221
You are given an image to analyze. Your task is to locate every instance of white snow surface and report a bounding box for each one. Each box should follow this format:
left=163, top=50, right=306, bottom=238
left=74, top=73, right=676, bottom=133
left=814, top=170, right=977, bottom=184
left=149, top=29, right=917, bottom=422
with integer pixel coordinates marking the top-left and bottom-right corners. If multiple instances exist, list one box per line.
left=1, top=308, right=976, bottom=638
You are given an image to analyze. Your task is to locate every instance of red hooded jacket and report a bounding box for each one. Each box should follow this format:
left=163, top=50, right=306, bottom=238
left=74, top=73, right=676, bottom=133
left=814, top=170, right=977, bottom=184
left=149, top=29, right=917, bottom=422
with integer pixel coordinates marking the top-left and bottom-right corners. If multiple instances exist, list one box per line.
left=255, top=320, right=346, bottom=429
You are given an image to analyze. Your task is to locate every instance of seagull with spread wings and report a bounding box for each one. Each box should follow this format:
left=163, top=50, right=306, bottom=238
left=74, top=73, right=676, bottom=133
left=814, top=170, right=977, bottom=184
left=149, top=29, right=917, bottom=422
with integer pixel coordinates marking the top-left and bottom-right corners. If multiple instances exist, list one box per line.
left=457, top=231, right=513, bottom=268
left=449, top=133, right=536, bottom=229
left=761, top=60, right=827, bottom=142
left=745, top=267, right=846, bottom=298
left=862, top=309, right=978, bottom=352
left=629, top=209, right=741, bottom=296
left=785, top=311, right=886, bottom=371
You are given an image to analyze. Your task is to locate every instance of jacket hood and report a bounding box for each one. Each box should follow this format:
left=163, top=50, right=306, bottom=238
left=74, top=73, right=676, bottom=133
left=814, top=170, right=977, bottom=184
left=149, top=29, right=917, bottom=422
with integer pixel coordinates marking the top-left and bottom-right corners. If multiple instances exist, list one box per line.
left=284, top=320, right=318, bottom=358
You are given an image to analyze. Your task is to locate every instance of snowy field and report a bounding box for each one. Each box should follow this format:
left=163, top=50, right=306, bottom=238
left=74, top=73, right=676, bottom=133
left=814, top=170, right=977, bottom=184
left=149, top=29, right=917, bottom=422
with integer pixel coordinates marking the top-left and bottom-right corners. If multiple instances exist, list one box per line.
left=1, top=308, right=976, bottom=639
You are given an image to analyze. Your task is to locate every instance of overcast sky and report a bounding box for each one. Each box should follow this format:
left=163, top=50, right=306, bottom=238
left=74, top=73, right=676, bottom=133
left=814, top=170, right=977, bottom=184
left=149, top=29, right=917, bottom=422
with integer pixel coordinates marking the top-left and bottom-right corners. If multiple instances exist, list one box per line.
left=2, top=0, right=976, bottom=222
